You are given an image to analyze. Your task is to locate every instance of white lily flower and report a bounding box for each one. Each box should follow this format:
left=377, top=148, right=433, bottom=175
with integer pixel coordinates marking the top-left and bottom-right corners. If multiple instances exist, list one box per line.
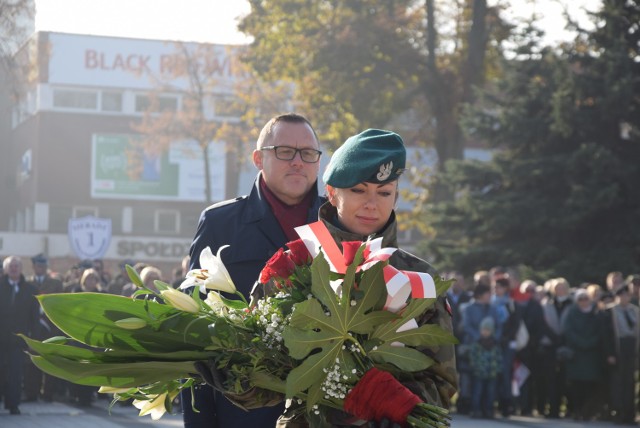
left=133, top=393, right=168, bottom=420
left=204, top=291, right=225, bottom=314
left=160, top=288, right=200, bottom=313
left=179, top=246, right=236, bottom=294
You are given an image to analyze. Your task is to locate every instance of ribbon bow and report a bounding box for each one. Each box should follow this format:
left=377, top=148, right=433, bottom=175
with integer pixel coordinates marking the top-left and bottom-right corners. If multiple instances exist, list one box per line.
left=294, top=221, right=436, bottom=314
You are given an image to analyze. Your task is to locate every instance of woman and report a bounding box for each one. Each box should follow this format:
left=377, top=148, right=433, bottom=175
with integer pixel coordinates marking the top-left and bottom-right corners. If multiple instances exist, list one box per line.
left=562, top=289, right=605, bottom=421
left=277, top=129, right=457, bottom=426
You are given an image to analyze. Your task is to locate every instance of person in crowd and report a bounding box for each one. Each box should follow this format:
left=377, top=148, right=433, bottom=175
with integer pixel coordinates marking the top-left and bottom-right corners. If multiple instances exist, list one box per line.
left=140, top=265, right=162, bottom=292
left=604, top=285, right=639, bottom=425
left=24, top=254, right=64, bottom=402
left=463, top=283, right=503, bottom=349
left=469, top=317, right=502, bottom=419
left=563, top=289, right=605, bottom=421
left=91, top=259, right=111, bottom=288
left=493, top=277, right=524, bottom=418
left=606, top=271, right=625, bottom=294
left=106, top=259, right=135, bottom=294
left=538, top=277, right=573, bottom=418
left=459, top=282, right=501, bottom=415
left=182, top=113, right=325, bottom=428
left=532, top=285, right=547, bottom=302
left=273, top=128, right=456, bottom=425
left=446, top=271, right=472, bottom=414
left=514, top=277, right=544, bottom=416
left=172, top=255, right=191, bottom=288
left=473, top=270, right=491, bottom=288
left=65, top=259, right=94, bottom=290
left=0, top=256, right=40, bottom=415
left=489, top=266, right=508, bottom=285
left=626, top=274, right=640, bottom=306
left=67, top=267, right=103, bottom=293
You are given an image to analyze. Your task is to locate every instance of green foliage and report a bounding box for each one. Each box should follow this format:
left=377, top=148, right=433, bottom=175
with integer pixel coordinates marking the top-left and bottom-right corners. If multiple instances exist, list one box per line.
left=239, top=0, right=506, bottom=156
left=421, top=1, right=640, bottom=284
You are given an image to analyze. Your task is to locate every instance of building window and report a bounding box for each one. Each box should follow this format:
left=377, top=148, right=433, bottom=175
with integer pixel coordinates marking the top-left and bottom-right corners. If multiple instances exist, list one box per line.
left=53, top=89, right=98, bottom=110
left=73, top=206, right=98, bottom=218
left=134, top=94, right=179, bottom=113
left=155, top=210, right=180, bottom=234
left=101, top=91, right=123, bottom=112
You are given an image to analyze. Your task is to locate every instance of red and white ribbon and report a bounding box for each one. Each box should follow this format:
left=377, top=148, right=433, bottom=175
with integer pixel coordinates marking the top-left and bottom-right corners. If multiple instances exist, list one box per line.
left=294, top=222, right=436, bottom=313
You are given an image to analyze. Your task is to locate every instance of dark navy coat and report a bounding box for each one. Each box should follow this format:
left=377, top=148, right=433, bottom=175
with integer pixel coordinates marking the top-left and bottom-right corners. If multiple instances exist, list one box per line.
left=182, top=173, right=325, bottom=428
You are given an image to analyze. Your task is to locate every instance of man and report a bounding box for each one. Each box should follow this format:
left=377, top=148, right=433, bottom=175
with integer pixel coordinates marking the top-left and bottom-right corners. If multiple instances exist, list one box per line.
left=538, top=278, right=572, bottom=418
left=0, top=256, right=40, bottom=415
left=29, top=254, right=64, bottom=294
left=24, top=254, right=64, bottom=402
left=604, top=284, right=640, bottom=424
left=492, top=277, right=524, bottom=418
left=182, top=113, right=325, bottom=428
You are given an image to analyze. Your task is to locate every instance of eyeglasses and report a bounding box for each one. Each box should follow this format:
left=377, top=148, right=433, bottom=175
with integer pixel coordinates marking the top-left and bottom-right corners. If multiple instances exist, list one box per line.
left=261, top=145, right=322, bottom=163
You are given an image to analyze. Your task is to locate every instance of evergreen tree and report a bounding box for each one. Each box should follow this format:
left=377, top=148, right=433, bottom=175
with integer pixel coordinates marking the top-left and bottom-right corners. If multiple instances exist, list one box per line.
left=421, top=0, right=640, bottom=284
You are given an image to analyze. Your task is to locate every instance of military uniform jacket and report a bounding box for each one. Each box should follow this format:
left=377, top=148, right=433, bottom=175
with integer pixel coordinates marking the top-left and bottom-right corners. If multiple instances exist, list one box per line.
left=277, top=203, right=458, bottom=427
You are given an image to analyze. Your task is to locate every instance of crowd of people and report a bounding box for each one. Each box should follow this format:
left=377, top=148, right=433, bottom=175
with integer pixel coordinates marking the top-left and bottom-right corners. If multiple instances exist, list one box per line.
left=448, top=267, right=640, bottom=424
left=0, top=253, right=189, bottom=414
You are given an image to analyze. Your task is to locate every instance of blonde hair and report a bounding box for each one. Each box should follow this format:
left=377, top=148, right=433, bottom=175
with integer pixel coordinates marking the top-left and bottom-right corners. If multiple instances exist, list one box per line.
left=140, top=266, right=162, bottom=288
left=80, top=268, right=101, bottom=291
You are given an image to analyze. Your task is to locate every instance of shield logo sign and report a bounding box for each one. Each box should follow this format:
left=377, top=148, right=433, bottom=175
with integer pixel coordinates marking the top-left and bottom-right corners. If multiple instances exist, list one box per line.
left=68, top=216, right=112, bottom=260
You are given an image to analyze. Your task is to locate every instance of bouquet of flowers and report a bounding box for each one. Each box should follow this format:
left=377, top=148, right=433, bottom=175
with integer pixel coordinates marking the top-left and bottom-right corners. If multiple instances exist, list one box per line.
left=22, top=221, right=456, bottom=427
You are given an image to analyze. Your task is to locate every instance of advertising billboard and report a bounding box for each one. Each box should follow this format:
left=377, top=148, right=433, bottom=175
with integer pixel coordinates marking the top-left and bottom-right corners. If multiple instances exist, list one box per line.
left=91, top=134, right=226, bottom=201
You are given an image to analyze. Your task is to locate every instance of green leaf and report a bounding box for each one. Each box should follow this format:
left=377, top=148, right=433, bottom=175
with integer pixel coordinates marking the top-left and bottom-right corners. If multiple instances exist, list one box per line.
left=30, top=354, right=196, bottom=388
left=381, top=324, right=458, bottom=348
left=283, top=324, right=341, bottom=360
left=306, top=381, right=324, bottom=412
left=22, top=335, right=218, bottom=363
left=285, top=347, right=340, bottom=398
left=369, top=344, right=435, bottom=372
left=220, top=294, right=249, bottom=310
left=38, top=293, right=212, bottom=352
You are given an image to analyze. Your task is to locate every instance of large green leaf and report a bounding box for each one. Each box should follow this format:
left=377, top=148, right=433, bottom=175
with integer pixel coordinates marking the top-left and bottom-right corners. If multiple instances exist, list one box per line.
left=38, top=293, right=212, bottom=352
left=285, top=348, right=341, bottom=398
left=369, top=344, right=435, bottom=372
left=379, top=324, right=458, bottom=348
left=22, top=335, right=217, bottom=364
left=30, top=354, right=196, bottom=388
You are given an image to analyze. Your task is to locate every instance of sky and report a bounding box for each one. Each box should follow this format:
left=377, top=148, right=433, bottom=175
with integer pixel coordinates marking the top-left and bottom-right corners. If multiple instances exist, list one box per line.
left=35, top=0, right=602, bottom=46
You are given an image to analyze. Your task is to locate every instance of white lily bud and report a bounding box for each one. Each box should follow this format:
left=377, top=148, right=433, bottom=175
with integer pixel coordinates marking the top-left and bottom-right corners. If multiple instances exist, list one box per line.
left=114, top=317, right=147, bottom=330
left=160, top=288, right=200, bottom=313
left=98, top=385, right=135, bottom=394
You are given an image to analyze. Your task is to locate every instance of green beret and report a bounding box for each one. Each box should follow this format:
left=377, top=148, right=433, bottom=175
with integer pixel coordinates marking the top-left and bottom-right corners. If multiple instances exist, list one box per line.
left=323, top=129, right=406, bottom=188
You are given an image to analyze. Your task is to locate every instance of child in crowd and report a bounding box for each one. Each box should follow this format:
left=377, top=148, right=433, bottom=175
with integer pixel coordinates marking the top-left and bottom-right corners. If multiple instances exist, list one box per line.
left=469, top=316, right=502, bottom=419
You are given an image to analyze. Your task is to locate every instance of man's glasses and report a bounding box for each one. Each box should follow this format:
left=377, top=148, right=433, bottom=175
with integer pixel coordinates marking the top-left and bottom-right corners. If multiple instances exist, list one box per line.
left=261, top=146, right=322, bottom=163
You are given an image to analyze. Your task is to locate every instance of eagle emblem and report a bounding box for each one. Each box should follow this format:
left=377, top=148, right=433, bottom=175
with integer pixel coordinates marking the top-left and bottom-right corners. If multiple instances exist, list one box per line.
left=376, top=161, right=393, bottom=181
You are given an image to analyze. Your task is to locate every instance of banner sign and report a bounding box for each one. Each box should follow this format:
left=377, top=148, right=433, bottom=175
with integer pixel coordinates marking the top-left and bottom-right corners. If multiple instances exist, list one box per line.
left=91, top=134, right=225, bottom=201
left=68, top=216, right=112, bottom=260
